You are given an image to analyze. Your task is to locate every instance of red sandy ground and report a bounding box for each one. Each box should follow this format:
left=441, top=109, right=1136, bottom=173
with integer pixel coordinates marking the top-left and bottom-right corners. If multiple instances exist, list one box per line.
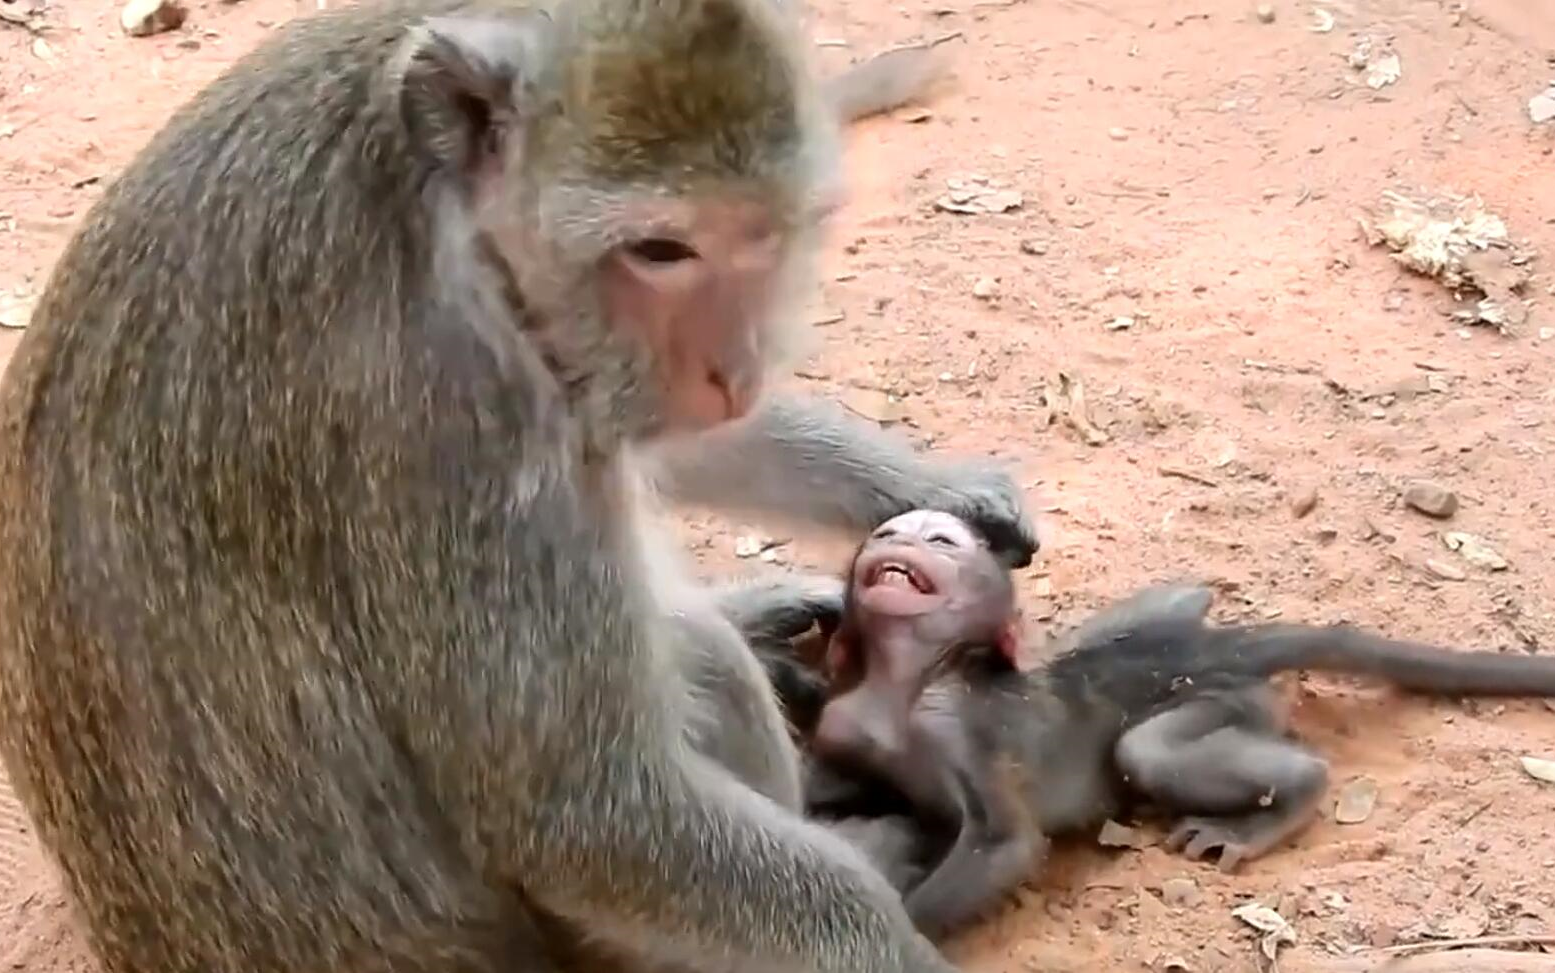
left=2, top=0, right=1554, bottom=970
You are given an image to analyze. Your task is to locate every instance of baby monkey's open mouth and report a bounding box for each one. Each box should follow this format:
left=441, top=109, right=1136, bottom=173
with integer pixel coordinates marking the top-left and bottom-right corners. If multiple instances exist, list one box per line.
left=866, top=560, right=935, bottom=594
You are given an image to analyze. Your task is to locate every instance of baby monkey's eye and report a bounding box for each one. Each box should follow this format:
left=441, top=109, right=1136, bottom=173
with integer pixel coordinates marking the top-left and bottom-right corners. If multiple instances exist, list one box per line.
left=871, top=525, right=897, bottom=539
left=627, top=238, right=700, bottom=264
left=925, top=533, right=958, bottom=547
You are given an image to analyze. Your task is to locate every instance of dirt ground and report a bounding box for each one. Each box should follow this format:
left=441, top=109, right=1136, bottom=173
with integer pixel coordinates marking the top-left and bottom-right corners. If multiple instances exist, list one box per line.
left=2, top=0, right=1554, bottom=970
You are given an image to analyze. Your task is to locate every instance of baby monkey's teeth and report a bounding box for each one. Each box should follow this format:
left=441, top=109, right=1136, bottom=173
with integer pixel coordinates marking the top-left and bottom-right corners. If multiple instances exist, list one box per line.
left=876, top=565, right=915, bottom=589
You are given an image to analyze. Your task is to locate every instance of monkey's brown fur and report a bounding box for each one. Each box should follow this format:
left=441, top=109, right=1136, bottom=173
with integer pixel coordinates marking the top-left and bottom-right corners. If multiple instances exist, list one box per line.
left=0, top=2, right=1035, bottom=972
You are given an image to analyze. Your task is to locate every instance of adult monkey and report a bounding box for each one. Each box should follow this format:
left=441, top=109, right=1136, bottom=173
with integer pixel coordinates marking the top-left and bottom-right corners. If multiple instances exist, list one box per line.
left=0, top=4, right=1035, bottom=973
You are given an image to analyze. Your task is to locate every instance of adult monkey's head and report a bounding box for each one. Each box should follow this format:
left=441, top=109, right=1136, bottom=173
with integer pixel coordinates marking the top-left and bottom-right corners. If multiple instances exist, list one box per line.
left=399, top=0, right=843, bottom=443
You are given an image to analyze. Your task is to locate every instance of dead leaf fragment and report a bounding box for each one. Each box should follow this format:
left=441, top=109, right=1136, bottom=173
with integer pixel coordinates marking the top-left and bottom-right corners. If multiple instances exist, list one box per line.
left=1347, top=37, right=1400, bottom=89
left=1531, top=88, right=1555, bottom=125
left=734, top=534, right=786, bottom=559
left=0, top=296, right=33, bottom=330
left=1308, top=7, right=1334, bottom=32
left=840, top=388, right=906, bottom=425
left=1521, top=756, right=1555, bottom=784
left=1097, top=819, right=1155, bottom=850
left=1364, top=52, right=1401, bottom=89
left=1231, top=902, right=1296, bottom=961
left=1424, top=558, right=1467, bottom=582
left=31, top=36, right=54, bottom=61
left=934, top=176, right=1023, bottom=215
left=1442, top=531, right=1509, bottom=571
left=1334, top=777, right=1379, bottom=824
left=1037, top=372, right=1110, bottom=446
left=1358, top=189, right=1532, bottom=334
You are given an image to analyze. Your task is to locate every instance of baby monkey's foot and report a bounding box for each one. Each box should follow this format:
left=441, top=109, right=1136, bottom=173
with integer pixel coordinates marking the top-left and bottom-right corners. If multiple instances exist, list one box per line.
left=1165, top=809, right=1304, bottom=872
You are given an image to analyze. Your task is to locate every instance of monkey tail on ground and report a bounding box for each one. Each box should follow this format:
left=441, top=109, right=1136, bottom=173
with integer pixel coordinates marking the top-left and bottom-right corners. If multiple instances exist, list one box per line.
left=1209, top=624, right=1555, bottom=695
left=825, top=44, right=951, bottom=122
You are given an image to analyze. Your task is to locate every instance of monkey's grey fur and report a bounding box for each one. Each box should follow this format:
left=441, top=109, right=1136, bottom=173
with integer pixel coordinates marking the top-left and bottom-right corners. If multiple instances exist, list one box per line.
left=0, top=0, right=1033, bottom=972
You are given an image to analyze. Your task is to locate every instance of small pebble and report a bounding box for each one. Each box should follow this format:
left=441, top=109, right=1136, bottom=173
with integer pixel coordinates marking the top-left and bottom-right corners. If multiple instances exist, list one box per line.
left=1160, top=877, right=1202, bottom=908
left=120, top=0, right=187, bottom=36
left=1402, top=480, right=1458, bottom=519
left=1108, top=127, right=1129, bottom=141
left=1290, top=486, right=1319, bottom=518
left=1256, top=2, right=1276, bottom=22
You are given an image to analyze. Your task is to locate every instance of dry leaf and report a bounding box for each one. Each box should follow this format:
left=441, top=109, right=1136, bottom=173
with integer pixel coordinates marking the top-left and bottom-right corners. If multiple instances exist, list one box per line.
left=1531, top=88, right=1555, bottom=125
left=1040, top=372, right=1109, bottom=446
left=1424, top=558, right=1467, bottom=582
left=933, top=178, right=1024, bottom=215
left=0, top=297, right=33, bottom=330
left=1442, top=531, right=1509, bottom=571
left=1334, top=777, right=1378, bottom=824
left=1364, top=52, right=1401, bottom=89
left=1231, top=902, right=1296, bottom=960
left=1097, top=819, right=1154, bottom=850
left=1357, top=189, right=1532, bottom=334
left=734, top=534, right=785, bottom=559
left=1521, top=756, right=1555, bottom=784
left=840, top=388, right=906, bottom=425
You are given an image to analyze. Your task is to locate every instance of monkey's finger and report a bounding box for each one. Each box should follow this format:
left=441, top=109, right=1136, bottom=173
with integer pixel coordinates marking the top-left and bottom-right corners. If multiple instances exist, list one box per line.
left=1164, top=819, right=1208, bottom=854
left=1216, top=847, right=1247, bottom=873
left=976, top=515, right=1039, bottom=569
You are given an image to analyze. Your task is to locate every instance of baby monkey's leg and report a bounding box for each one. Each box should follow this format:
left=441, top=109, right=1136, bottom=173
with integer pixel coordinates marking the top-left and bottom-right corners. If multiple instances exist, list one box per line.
left=1114, top=688, right=1330, bottom=870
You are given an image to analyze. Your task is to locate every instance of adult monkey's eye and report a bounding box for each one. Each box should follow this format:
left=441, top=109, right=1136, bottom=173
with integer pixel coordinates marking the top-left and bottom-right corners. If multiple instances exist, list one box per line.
left=627, top=238, right=700, bottom=264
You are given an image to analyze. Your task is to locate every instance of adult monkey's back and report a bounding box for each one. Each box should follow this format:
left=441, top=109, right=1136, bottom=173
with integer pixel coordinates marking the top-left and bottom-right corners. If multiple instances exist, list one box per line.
left=0, top=1, right=1036, bottom=972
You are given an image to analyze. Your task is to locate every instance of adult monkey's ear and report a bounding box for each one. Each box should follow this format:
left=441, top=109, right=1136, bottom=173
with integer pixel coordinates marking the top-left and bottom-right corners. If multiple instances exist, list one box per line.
left=395, top=13, right=556, bottom=175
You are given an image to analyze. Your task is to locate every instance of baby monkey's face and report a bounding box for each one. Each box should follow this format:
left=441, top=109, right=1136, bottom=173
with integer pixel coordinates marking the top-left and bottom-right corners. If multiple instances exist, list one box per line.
left=850, top=509, right=1001, bottom=621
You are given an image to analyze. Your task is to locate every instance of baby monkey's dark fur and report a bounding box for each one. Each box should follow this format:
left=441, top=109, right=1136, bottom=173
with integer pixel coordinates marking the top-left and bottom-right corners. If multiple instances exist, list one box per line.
left=796, top=511, right=1555, bottom=940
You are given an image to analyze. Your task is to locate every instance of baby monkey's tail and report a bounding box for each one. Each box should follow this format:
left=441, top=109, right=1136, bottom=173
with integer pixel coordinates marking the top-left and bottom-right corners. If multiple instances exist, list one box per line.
left=824, top=44, right=951, bottom=122
left=1216, top=624, right=1555, bottom=696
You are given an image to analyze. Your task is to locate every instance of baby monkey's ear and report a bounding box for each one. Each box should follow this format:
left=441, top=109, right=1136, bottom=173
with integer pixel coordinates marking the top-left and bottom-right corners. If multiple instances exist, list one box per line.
left=822, top=631, right=855, bottom=682
left=997, top=608, right=1039, bottom=673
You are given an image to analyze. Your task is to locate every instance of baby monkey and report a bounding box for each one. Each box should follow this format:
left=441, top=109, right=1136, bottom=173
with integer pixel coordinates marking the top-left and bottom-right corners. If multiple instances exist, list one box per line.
left=803, top=510, right=1555, bottom=939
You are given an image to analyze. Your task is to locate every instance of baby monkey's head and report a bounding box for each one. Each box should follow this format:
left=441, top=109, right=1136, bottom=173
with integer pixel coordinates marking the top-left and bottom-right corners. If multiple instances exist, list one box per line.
left=813, top=510, right=1026, bottom=764
left=845, top=509, right=1017, bottom=652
